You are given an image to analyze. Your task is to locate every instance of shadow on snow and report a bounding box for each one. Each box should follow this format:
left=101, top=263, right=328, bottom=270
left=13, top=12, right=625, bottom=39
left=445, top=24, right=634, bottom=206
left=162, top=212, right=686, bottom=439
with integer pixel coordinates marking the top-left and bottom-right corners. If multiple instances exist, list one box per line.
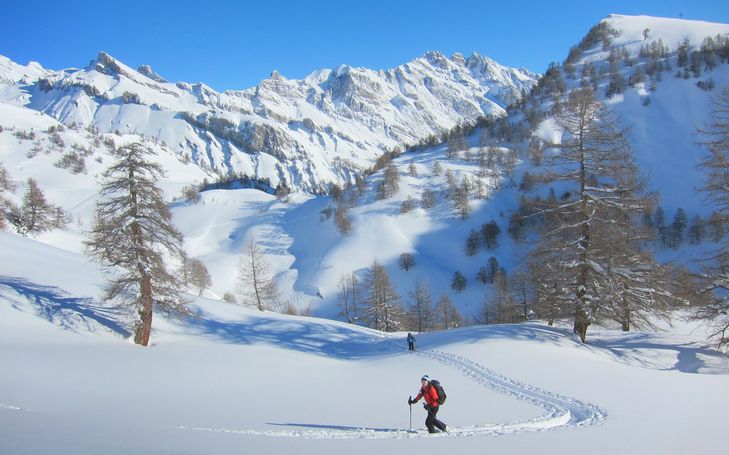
left=184, top=307, right=394, bottom=360
left=0, top=275, right=131, bottom=338
left=266, top=422, right=404, bottom=433
left=588, top=332, right=727, bottom=375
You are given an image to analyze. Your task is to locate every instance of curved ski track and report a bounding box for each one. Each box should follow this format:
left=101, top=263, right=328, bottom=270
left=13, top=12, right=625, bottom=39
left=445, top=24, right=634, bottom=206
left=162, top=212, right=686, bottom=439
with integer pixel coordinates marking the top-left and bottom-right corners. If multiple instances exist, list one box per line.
left=180, top=343, right=607, bottom=439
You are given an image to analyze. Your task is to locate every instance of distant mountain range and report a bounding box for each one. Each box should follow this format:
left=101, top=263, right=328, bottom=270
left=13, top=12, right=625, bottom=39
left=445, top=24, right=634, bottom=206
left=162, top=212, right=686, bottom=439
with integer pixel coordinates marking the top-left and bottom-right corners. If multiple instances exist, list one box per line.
left=2, top=14, right=729, bottom=319
left=0, top=49, right=538, bottom=192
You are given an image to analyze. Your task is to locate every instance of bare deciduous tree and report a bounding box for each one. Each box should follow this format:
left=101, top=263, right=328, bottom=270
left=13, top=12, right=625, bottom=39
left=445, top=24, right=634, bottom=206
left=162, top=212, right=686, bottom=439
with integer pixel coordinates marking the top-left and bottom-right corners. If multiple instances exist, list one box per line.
left=435, top=294, right=463, bottom=330
left=406, top=278, right=434, bottom=333
left=337, top=272, right=360, bottom=324
left=334, top=207, right=352, bottom=235
left=188, top=258, right=212, bottom=296
left=236, top=236, right=279, bottom=311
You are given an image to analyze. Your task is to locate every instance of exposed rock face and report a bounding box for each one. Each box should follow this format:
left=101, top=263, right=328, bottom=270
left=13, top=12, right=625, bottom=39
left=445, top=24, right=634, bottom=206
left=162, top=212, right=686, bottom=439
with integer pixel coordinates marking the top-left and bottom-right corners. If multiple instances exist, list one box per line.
left=137, top=65, right=168, bottom=83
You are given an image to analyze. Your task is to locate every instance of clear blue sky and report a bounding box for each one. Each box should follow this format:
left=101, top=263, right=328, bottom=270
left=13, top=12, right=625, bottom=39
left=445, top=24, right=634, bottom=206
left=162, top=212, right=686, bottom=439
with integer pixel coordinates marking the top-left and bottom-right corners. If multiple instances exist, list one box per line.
left=2, top=0, right=728, bottom=91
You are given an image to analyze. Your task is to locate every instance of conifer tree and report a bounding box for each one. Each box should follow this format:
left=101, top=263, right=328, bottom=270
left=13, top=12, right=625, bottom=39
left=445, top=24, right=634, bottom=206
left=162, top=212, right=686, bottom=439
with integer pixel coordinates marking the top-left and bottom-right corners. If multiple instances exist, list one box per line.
left=528, top=88, right=665, bottom=342
left=0, top=162, right=14, bottom=192
left=481, top=220, right=501, bottom=249
left=187, top=258, right=212, bottom=296
left=10, top=178, right=66, bottom=235
left=695, top=85, right=729, bottom=348
left=451, top=271, right=467, bottom=292
left=363, top=260, right=404, bottom=332
left=376, top=163, right=400, bottom=200
left=465, top=229, right=480, bottom=256
left=337, top=272, right=360, bottom=324
left=237, top=236, right=279, bottom=312
left=85, top=143, right=188, bottom=346
left=406, top=279, right=434, bottom=333
left=688, top=215, right=706, bottom=245
left=398, top=253, right=415, bottom=271
left=435, top=294, right=463, bottom=330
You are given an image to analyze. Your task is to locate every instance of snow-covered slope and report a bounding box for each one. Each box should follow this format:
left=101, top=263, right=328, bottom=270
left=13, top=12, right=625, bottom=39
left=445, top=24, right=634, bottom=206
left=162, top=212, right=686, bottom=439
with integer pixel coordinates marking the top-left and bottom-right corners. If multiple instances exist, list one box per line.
left=1, top=231, right=727, bottom=454
left=0, top=50, right=537, bottom=192
left=2, top=14, right=729, bottom=453
left=529, top=14, right=729, bottom=215
left=2, top=14, right=729, bottom=321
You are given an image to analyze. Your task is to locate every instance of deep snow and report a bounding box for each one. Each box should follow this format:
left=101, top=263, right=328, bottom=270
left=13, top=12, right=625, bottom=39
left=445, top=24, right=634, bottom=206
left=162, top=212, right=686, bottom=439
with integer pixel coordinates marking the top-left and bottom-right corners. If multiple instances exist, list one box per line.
left=2, top=13, right=729, bottom=455
left=1, top=232, right=729, bottom=454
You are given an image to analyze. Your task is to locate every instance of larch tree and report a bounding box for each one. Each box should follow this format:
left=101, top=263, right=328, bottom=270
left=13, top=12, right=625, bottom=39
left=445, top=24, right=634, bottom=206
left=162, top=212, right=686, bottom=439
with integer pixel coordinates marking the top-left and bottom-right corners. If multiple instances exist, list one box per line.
left=236, top=236, right=279, bottom=312
left=376, top=163, right=400, bottom=200
left=451, top=271, right=467, bottom=292
left=11, top=178, right=66, bottom=235
left=406, top=278, right=434, bottom=333
left=695, top=84, right=729, bottom=348
left=435, top=294, right=463, bottom=330
left=362, top=260, right=404, bottom=332
left=529, top=87, right=666, bottom=342
left=491, top=270, right=519, bottom=323
left=0, top=162, right=13, bottom=192
left=528, top=233, right=574, bottom=326
left=85, top=142, right=188, bottom=347
left=188, top=258, right=212, bottom=296
left=398, top=252, right=415, bottom=271
left=0, top=162, right=14, bottom=230
left=337, top=271, right=360, bottom=324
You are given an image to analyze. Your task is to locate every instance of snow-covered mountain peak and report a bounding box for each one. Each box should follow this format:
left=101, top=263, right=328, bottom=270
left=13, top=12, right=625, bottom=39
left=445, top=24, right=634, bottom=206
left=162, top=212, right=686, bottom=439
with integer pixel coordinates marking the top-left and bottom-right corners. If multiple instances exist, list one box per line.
left=421, top=50, right=449, bottom=68
left=452, top=52, right=467, bottom=65
left=0, top=46, right=538, bottom=192
left=137, top=64, right=168, bottom=83
left=0, top=55, right=48, bottom=85
left=91, top=51, right=137, bottom=78
left=3, top=48, right=539, bottom=191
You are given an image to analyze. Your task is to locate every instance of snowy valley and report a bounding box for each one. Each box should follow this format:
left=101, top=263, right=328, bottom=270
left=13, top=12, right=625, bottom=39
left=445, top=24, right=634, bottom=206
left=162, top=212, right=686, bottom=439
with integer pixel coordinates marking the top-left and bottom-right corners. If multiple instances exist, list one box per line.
left=1, top=13, right=729, bottom=455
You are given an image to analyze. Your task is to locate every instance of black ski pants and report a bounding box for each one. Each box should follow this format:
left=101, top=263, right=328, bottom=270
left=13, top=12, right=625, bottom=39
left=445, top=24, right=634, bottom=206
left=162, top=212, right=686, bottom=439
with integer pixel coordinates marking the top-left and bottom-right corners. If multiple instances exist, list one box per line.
left=425, top=405, right=446, bottom=433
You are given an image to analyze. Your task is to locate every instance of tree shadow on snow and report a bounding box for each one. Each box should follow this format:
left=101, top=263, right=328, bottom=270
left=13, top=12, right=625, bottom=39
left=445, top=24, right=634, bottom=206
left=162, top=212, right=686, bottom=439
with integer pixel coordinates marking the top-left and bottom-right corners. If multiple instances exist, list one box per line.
left=417, top=322, right=576, bottom=349
left=414, top=322, right=728, bottom=375
left=185, top=308, right=395, bottom=360
left=0, top=275, right=131, bottom=338
left=266, top=422, right=403, bottom=433
left=588, top=332, right=727, bottom=374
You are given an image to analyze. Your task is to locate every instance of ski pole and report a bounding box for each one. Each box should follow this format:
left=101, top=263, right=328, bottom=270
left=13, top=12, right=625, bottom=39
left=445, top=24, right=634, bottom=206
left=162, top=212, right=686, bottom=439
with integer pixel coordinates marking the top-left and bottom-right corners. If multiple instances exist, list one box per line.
left=409, top=396, right=412, bottom=431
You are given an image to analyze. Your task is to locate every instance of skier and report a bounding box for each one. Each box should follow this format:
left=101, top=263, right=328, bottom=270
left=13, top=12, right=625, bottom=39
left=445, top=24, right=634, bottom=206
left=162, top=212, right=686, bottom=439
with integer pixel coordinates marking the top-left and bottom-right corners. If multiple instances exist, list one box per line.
left=408, top=375, right=447, bottom=433
left=407, top=332, right=416, bottom=351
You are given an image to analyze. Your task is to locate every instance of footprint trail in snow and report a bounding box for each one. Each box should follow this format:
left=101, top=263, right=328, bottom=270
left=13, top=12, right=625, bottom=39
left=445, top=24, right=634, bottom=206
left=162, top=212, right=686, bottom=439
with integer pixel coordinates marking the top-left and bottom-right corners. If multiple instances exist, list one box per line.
left=179, top=342, right=607, bottom=439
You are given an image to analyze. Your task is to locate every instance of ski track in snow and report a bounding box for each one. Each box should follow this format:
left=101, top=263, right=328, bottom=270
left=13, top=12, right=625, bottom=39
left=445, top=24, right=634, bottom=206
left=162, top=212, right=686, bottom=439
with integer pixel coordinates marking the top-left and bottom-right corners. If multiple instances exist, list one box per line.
left=0, top=402, right=35, bottom=412
left=179, top=340, right=607, bottom=439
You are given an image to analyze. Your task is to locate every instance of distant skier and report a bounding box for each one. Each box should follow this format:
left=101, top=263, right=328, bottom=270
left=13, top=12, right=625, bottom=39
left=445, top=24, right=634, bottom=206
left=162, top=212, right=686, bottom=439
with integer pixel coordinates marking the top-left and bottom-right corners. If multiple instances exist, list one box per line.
left=408, top=375, right=447, bottom=433
left=407, top=332, right=416, bottom=351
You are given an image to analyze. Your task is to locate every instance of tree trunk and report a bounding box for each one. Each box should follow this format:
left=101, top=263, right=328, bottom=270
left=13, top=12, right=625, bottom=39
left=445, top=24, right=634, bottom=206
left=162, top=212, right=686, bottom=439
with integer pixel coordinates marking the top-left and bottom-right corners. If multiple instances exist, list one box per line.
left=573, top=306, right=590, bottom=343
left=134, top=273, right=153, bottom=346
left=574, top=128, right=591, bottom=344
left=621, top=297, right=631, bottom=331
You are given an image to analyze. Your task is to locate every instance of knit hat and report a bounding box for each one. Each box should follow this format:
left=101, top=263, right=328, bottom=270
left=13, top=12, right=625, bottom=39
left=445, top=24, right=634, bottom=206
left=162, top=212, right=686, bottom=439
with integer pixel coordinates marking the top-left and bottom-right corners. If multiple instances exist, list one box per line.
left=421, top=375, right=430, bottom=382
